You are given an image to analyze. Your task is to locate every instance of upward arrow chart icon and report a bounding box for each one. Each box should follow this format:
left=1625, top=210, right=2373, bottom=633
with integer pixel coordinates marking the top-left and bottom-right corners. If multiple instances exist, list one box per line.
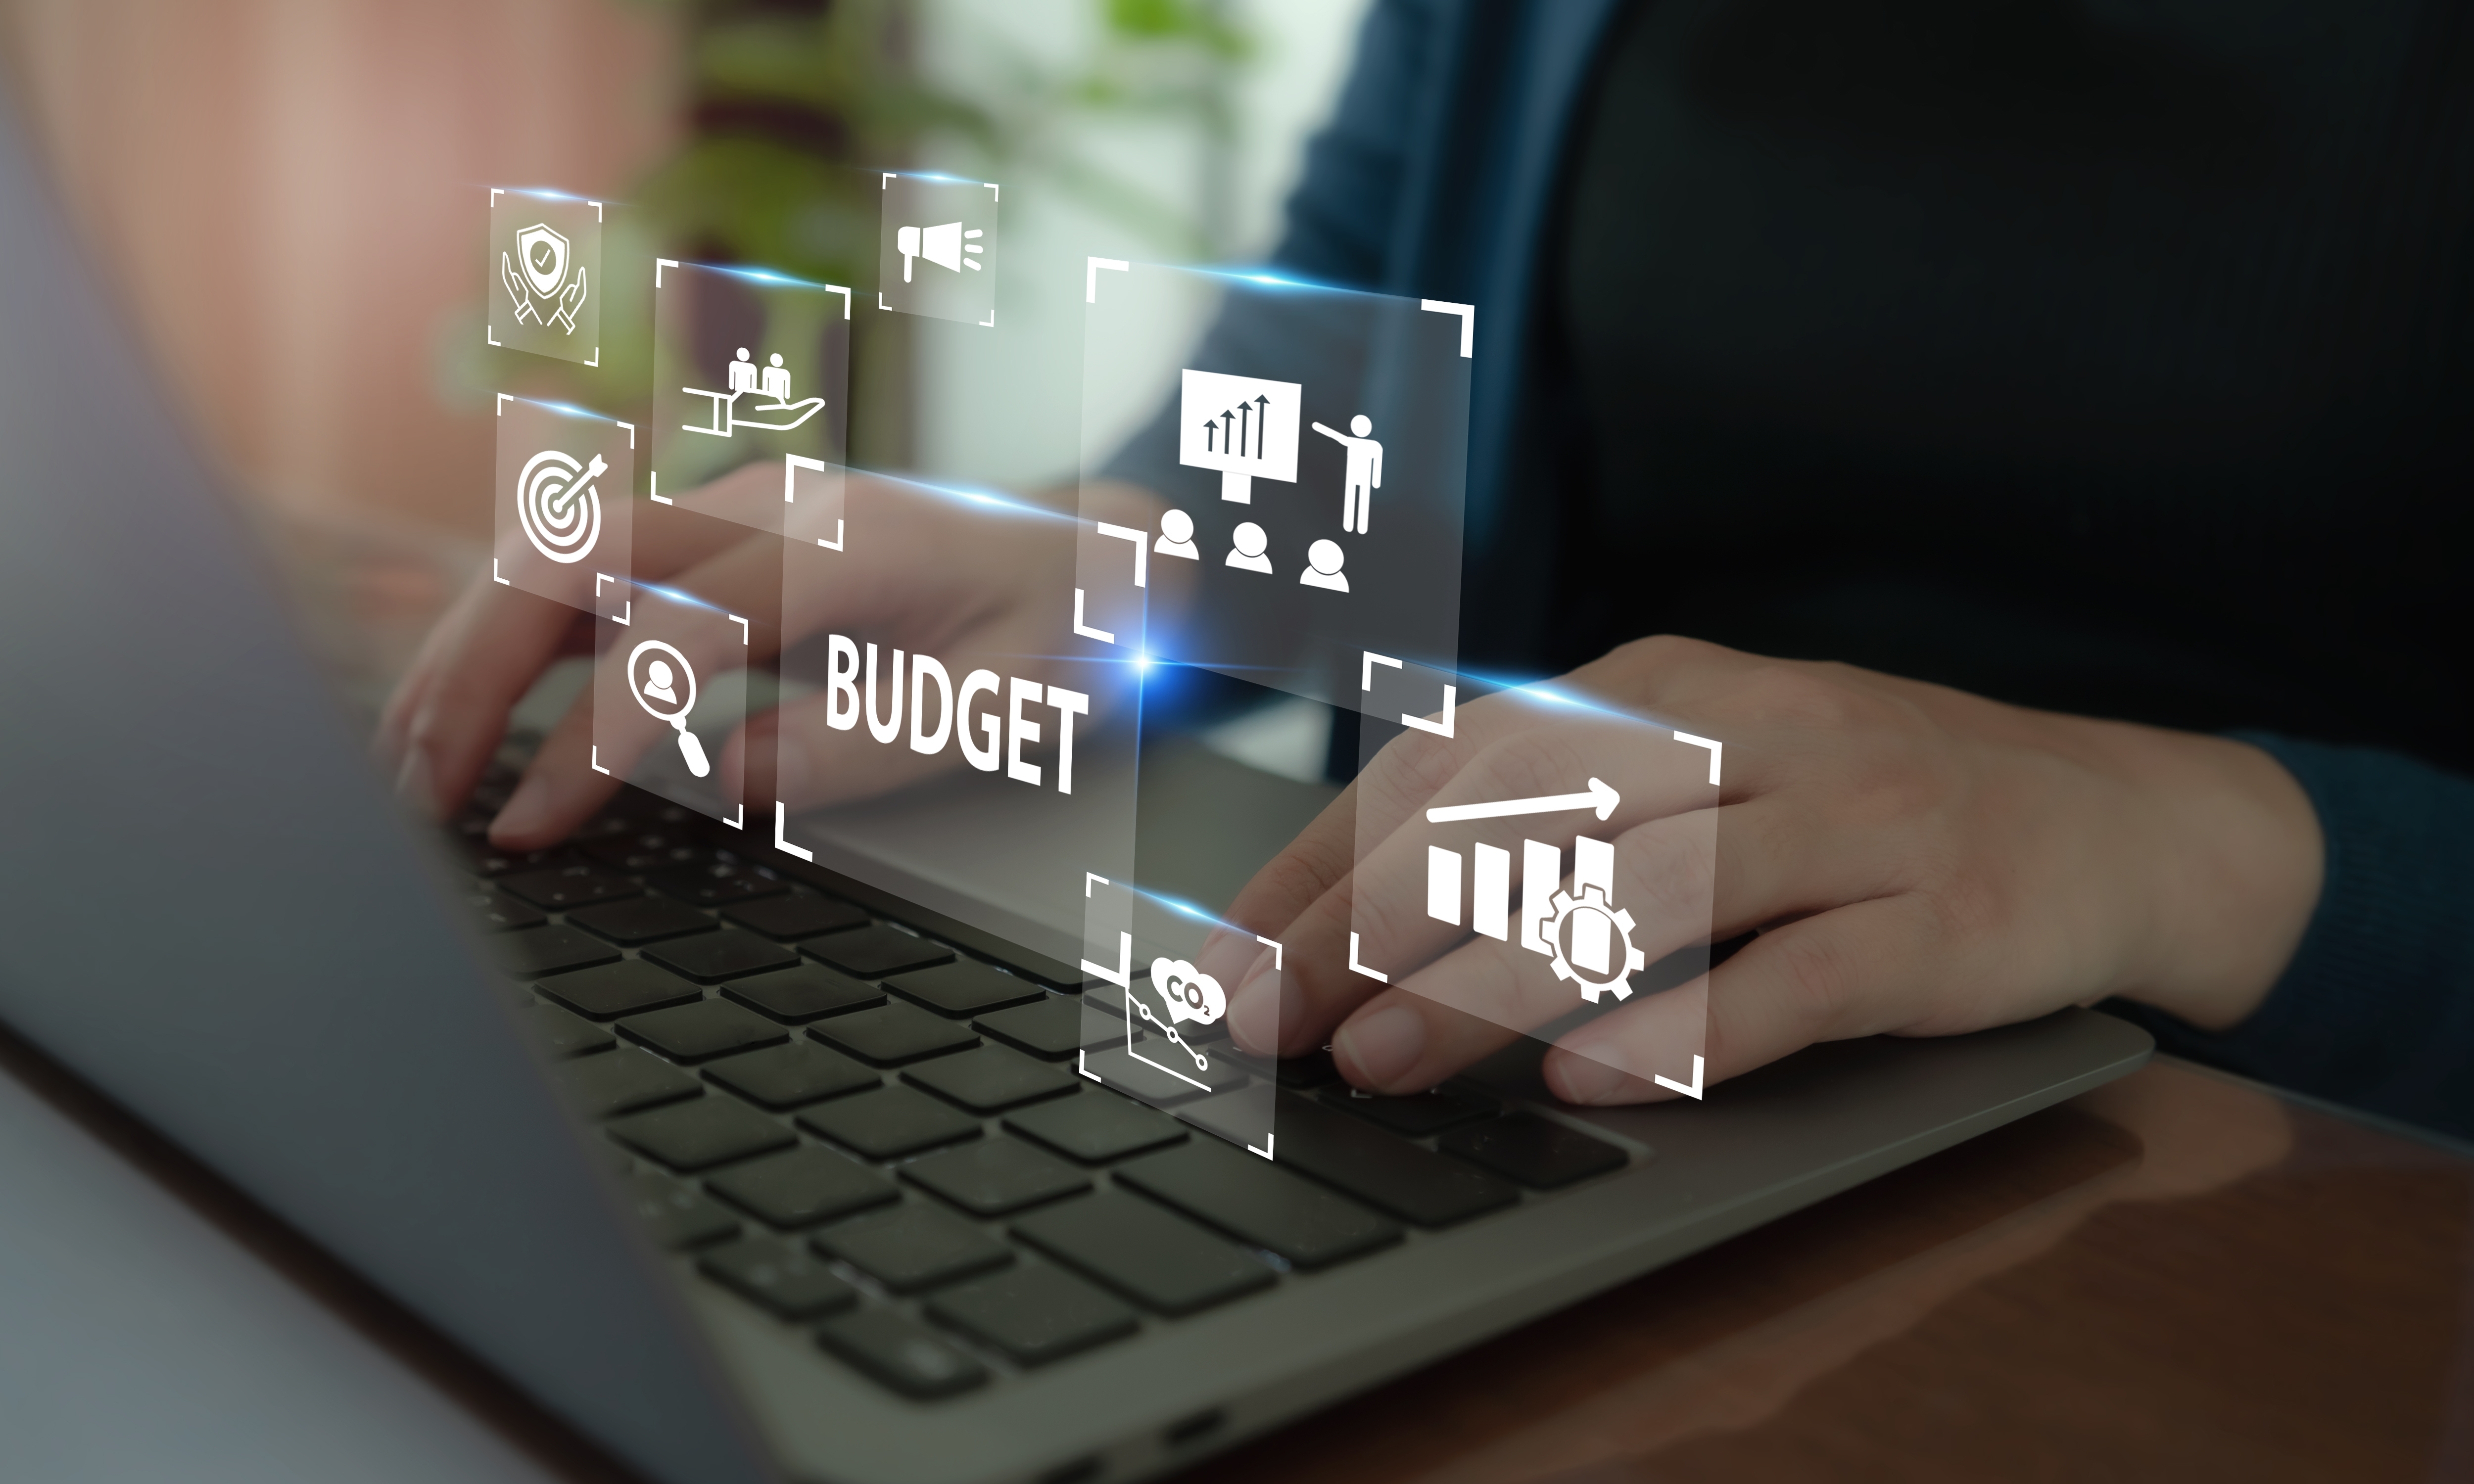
left=1425, top=778, right=1619, bottom=824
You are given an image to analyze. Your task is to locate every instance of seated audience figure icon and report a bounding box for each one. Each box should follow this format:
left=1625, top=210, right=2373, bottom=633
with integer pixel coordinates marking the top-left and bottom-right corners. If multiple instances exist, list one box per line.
left=1300, top=538, right=1349, bottom=592
left=728, top=348, right=760, bottom=396
left=761, top=353, right=792, bottom=405
left=1156, top=508, right=1200, bottom=559
left=1226, top=520, right=1274, bottom=573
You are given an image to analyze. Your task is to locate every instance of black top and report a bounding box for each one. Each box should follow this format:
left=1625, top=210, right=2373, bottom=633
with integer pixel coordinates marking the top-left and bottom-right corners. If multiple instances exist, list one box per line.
left=1551, top=0, right=2474, bottom=771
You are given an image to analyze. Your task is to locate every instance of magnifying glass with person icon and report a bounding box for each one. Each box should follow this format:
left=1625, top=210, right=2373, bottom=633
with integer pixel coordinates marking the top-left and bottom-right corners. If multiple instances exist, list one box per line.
left=626, top=640, right=709, bottom=778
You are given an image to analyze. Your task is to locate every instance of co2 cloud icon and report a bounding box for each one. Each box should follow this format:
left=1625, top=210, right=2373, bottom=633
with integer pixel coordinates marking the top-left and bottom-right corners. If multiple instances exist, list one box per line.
left=1148, top=958, right=1226, bottom=1027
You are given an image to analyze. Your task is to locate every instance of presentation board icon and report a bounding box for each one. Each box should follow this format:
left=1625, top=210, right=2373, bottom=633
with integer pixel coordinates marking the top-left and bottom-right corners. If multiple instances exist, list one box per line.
left=878, top=174, right=999, bottom=327
left=1179, top=369, right=1301, bottom=504
left=486, top=190, right=602, bottom=366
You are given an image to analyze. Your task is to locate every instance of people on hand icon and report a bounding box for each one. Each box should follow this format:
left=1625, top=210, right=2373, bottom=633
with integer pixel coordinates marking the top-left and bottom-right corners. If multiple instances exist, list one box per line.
left=728, top=348, right=760, bottom=396
left=761, top=353, right=793, bottom=405
left=1226, top=521, right=1274, bottom=574
left=644, top=658, right=680, bottom=706
left=1156, top=509, right=1200, bottom=560
left=1310, top=414, right=1382, bottom=534
left=1300, top=539, right=1350, bottom=592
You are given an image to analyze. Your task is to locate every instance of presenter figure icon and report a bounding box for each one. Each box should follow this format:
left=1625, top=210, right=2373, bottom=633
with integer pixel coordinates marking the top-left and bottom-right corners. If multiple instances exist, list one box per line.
left=627, top=640, right=709, bottom=778
left=1310, top=415, right=1382, bottom=534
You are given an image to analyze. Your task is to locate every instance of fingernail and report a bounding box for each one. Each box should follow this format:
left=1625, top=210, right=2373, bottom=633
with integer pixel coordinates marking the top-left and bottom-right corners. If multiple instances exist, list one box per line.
left=393, top=748, right=436, bottom=819
left=1545, top=1048, right=1627, bottom=1105
left=1223, top=949, right=1288, bottom=1055
left=1335, top=1005, right=1425, bottom=1090
left=489, top=772, right=558, bottom=846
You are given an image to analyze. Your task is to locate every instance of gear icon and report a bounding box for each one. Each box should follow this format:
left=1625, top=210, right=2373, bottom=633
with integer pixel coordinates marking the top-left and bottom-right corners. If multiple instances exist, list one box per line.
left=1546, top=884, right=1647, bottom=1003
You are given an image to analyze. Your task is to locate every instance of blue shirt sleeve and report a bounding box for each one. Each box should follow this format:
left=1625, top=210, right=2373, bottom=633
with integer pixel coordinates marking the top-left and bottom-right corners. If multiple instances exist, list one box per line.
left=2109, top=734, right=2474, bottom=1142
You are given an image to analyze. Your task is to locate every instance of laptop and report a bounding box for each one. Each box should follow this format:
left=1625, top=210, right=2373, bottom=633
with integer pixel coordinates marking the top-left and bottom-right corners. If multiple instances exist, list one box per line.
left=0, top=93, right=2150, bottom=1484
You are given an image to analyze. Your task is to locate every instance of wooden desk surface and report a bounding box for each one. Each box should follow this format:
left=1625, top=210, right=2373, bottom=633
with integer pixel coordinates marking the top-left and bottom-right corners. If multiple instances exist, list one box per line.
left=9, top=1024, right=2465, bottom=1482
left=1187, top=1058, right=2474, bottom=1484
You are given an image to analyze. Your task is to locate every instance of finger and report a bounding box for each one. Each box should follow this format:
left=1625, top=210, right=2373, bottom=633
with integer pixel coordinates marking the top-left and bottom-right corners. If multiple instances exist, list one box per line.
left=490, top=532, right=788, bottom=846
left=1541, top=895, right=1944, bottom=1105
left=388, top=580, right=588, bottom=821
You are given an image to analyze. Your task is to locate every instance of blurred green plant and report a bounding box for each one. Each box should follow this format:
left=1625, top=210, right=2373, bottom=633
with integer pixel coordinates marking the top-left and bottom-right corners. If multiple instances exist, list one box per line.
left=635, top=0, right=1251, bottom=284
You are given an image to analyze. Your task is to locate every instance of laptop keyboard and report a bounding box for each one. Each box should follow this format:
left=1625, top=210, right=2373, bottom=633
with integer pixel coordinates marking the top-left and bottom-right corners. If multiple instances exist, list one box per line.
left=451, top=772, right=1637, bottom=1401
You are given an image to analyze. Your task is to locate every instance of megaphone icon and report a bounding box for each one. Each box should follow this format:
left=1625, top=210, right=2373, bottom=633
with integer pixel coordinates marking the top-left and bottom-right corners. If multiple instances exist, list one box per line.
left=895, top=222, right=984, bottom=282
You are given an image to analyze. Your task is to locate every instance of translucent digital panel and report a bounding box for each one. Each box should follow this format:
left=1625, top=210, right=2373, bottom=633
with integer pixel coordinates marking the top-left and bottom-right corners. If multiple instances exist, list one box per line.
left=1076, top=876, right=1278, bottom=1159
left=769, top=475, right=1133, bottom=965
left=1076, top=262, right=1472, bottom=710
left=650, top=261, right=852, bottom=540
left=486, top=189, right=602, bottom=366
left=1349, top=681, right=1721, bottom=1101
left=877, top=173, right=1000, bottom=328
left=591, top=581, right=753, bottom=831
left=490, top=395, right=632, bottom=621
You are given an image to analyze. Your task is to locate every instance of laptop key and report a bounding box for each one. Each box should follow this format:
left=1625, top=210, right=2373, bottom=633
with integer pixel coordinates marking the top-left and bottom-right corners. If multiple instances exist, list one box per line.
left=535, top=960, right=702, bottom=1021
left=1244, top=1096, right=1519, bottom=1228
left=704, top=1041, right=879, bottom=1110
left=1439, top=1113, right=1629, bottom=1189
left=567, top=894, right=717, bottom=947
left=926, top=1265, right=1138, bottom=1367
left=706, top=1145, right=897, bottom=1229
left=642, top=929, right=801, bottom=984
left=468, top=889, right=545, bottom=932
left=1318, top=1083, right=1499, bottom=1138
left=558, top=1047, right=699, bottom=1119
left=808, top=1002, right=978, bottom=1067
left=797, top=1085, right=981, bottom=1161
left=885, top=961, right=1047, bottom=1019
left=522, top=1001, right=613, bottom=1060
left=1013, top=1192, right=1276, bottom=1315
left=903, top=1045, right=1078, bottom=1114
left=499, top=865, right=643, bottom=911
left=608, top=1097, right=795, bottom=1172
left=1004, top=1093, right=1188, bottom=1164
left=723, top=891, right=869, bottom=941
left=626, top=1170, right=739, bottom=1250
left=1114, top=1140, right=1400, bottom=1270
left=493, top=925, right=622, bottom=980
left=817, top=1310, right=987, bottom=1399
left=804, top=926, right=954, bottom=978
left=721, top=964, right=885, bottom=1023
left=649, top=862, right=790, bottom=907
left=698, top=1238, right=858, bottom=1321
left=901, top=1136, right=1091, bottom=1217
left=972, top=996, right=1117, bottom=1061
left=969, top=943, right=1091, bottom=991
left=618, top=999, right=789, bottom=1063
left=812, top=1201, right=1012, bottom=1293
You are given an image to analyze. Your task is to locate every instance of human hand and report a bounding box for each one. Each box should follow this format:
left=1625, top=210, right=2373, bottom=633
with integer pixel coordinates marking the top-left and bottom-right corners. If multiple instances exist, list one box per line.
left=377, top=463, right=1161, bottom=848
left=1199, top=636, right=2324, bottom=1105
